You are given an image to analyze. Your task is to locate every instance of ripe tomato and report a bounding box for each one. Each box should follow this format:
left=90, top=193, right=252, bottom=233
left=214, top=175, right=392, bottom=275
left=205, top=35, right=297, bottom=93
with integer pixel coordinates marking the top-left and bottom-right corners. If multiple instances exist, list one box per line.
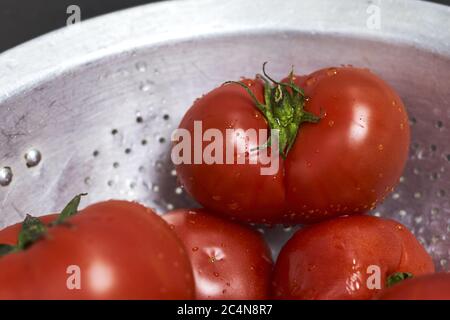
left=0, top=200, right=195, bottom=299
left=163, top=209, right=273, bottom=299
left=379, top=273, right=450, bottom=300
left=175, top=65, right=410, bottom=224
left=272, top=215, right=434, bottom=300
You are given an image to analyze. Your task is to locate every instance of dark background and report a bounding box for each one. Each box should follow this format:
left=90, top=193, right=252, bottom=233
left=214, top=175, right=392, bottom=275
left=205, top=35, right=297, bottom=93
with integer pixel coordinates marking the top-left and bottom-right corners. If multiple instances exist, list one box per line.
left=0, top=0, right=449, bottom=53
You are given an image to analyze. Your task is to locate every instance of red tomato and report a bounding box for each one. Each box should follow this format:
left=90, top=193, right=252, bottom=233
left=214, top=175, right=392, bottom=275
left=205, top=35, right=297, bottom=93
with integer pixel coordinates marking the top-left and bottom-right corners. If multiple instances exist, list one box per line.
left=272, top=215, right=434, bottom=300
left=0, top=200, right=195, bottom=299
left=175, top=66, right=409, bottom=224
left=379, top=273, right=450, bottom=300
left=163, top=209, right=273, bottom=299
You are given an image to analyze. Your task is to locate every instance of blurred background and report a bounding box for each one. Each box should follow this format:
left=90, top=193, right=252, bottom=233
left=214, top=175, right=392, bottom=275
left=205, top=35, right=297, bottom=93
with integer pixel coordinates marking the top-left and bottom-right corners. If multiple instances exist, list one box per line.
left=0, top=0, right=448, bottom=53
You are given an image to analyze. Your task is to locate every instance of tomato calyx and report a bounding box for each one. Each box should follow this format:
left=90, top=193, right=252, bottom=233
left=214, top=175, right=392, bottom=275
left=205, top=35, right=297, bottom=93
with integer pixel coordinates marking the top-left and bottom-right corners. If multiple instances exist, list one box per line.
left=386, top=272, right=413, bottom=287
left=224, top=62, right=321, bottom=158
left=50, top=193, right=87, bottom=226
left=0, top=193, right=86, bottom=257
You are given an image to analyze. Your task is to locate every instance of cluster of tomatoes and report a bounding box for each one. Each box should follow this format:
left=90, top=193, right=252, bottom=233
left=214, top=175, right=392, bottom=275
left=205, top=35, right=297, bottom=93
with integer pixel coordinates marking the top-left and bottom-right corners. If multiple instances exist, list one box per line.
left=0, top=65, right=448, bottom=300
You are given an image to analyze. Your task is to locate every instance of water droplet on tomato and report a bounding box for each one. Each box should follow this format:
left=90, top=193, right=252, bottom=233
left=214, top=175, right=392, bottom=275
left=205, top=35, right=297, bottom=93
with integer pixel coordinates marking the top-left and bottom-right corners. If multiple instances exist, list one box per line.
left=192, top=247, right=199, bottom=252
left=213, top=272, right=220, bottom=277
left=327, top=68, right=338, bottom=76
left=378, top=144, right=384, bottom=151
left=306, top=77, right=316, bottom=86
left=328, top=120, right=335, bottom=127
left=228, top=202, right=239, bottom=210
left=307, top=264, right=317, bottom=271
left=175, top=187, right=183, bottom=195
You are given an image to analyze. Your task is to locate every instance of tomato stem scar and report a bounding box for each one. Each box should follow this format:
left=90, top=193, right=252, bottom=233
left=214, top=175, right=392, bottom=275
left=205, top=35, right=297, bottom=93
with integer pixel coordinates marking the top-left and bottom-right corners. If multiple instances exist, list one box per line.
left=0, top=193, right=87, bottom=257
left=224, top=62, right=321, bottom=158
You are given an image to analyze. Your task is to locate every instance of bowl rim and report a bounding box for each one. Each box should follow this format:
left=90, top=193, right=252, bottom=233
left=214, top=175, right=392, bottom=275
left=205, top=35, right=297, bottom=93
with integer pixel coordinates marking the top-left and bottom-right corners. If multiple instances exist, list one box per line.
left=0, top=0, right=449, bottom=104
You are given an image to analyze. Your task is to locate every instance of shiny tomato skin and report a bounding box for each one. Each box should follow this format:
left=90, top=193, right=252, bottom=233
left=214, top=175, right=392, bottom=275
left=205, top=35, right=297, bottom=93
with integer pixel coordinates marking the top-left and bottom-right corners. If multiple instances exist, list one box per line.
left=379, top=273, right=450, bottom=300
left=176, top=67, right=409, bottom=224
left=176, top=79, right=285, bottom=223
left=273, top=215, right=434, bottom=300
left=163, top=209, right=273, bottom=299
left=284, top=67, right=410, bottom=223
left=0, top=201, right=195, bottom=300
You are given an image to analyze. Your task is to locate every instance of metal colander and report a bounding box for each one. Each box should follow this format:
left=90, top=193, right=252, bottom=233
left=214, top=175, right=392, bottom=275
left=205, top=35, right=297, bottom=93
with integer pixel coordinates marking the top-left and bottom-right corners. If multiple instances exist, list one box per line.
left=0, top=0, right=449, bottom=270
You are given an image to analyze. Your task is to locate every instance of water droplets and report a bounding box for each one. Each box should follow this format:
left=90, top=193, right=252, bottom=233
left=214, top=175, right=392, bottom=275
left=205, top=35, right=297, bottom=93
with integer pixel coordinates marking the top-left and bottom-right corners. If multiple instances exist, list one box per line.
left=327, top=68, right=338, bottom=76
left=139, top=80, right=154, bottom=92
left=305, top=77, right=316, bottom=86
left=175, top=187, right=183, bottom=195
left=0, top=167, right=13, bottom=186
left=135, top=61, right=147, bottom=72
left=24, top=148, right=42, bottom=168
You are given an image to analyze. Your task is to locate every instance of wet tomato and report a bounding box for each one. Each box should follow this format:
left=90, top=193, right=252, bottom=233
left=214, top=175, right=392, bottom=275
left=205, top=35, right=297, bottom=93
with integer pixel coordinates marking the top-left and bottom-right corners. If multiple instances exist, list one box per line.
left=174, top=65, right=410, bottom=224
left=0, top=199, right=195, bottom=299
left=272, top=215, right=434, bottom=300
left=164, top=208, right=272, bottom=299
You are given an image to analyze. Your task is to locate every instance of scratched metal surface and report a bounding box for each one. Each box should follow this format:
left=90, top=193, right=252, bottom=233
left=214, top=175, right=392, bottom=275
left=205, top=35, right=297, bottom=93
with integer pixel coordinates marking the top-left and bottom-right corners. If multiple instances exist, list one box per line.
left=0, top=0, right=449, bottom=269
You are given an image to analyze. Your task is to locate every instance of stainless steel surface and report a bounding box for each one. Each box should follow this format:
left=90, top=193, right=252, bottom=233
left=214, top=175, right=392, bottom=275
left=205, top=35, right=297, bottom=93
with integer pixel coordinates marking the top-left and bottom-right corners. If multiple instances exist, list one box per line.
left=0, top=0, right=449, bottom=269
